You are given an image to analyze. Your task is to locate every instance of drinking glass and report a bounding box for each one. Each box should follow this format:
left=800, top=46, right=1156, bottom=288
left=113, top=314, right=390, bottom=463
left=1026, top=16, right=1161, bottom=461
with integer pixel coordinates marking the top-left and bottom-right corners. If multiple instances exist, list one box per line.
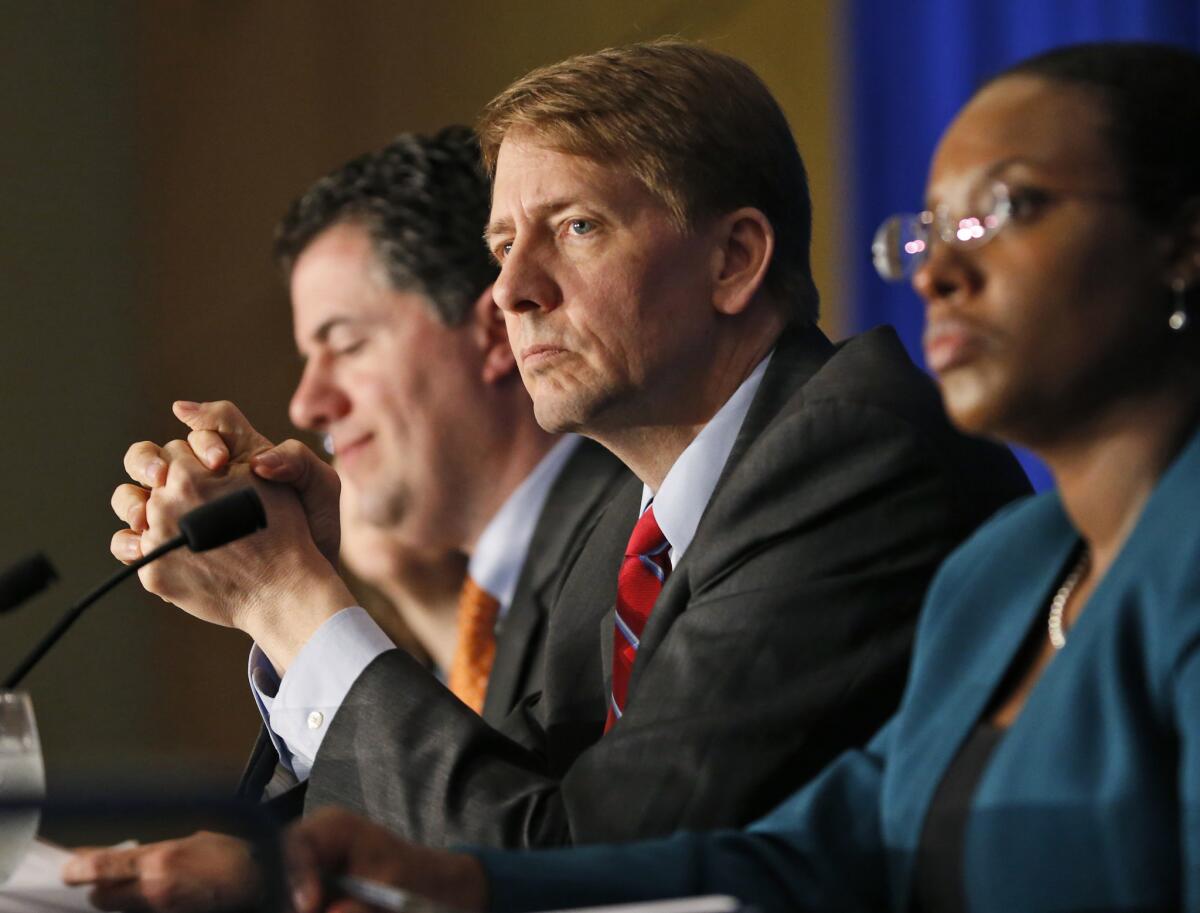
left=0, top=692, right=44, bottom=884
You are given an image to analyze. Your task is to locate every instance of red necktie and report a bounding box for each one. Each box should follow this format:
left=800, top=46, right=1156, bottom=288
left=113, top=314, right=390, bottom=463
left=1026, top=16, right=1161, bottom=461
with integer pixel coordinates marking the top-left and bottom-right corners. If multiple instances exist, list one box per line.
left=605, top=505, right=671, bottom=732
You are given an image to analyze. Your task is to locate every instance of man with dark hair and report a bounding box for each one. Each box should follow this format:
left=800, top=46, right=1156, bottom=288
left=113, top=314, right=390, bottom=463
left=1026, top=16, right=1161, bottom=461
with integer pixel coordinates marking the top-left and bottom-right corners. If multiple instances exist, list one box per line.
left=230, top=126, right=627, bottom=798
left=274, top=127, right=499, bottom=329
left=67, top=126, right=628, bottom=908
left=70, top=38, right=1027, bottom=911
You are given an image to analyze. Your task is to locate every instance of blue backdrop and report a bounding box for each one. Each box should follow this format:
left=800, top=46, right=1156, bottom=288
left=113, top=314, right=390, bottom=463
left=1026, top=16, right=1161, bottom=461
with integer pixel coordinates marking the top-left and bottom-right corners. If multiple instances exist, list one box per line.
left=845, top=0, right=1200, bottom=490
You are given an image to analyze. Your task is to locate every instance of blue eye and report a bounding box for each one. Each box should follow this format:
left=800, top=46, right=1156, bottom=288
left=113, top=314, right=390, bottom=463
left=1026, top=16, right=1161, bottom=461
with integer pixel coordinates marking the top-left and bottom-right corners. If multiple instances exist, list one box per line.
left=568, top=219, right=595, bottom=236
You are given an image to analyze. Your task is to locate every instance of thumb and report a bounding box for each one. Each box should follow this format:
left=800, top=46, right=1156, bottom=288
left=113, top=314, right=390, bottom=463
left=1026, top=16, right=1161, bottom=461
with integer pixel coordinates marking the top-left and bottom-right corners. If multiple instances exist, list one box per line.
left=173, top=400, right=273, bottom=459
left=252, top=440, right=342, bottom=565
left=250, top=440, right=336, bottom=495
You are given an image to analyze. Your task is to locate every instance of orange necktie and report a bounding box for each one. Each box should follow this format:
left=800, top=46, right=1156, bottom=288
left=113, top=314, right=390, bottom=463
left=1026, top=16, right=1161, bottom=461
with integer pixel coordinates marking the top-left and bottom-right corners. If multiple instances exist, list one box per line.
left=448, top=576, right=501, bottom=714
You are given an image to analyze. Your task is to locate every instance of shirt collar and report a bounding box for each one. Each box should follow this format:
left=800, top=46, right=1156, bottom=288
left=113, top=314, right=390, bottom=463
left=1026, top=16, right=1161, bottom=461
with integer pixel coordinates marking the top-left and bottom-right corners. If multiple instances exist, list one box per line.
left=640, top=352, right=772, bottom=563
left=469, top=435, right=581, bottom=616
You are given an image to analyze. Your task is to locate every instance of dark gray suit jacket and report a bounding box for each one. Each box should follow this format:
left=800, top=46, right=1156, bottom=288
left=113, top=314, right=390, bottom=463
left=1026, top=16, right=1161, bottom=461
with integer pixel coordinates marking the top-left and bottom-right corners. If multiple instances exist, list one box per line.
left=236, top=439, right=629, bottom=811
left=481, top=439, right=630, bottom=722
left=301, top=323, right=1031, bottom=848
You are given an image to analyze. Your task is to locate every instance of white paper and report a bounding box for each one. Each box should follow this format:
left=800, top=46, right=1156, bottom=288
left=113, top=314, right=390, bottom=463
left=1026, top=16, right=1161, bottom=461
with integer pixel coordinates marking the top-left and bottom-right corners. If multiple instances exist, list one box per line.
left=538, top=897, right=742, bottom=913
left=0, top=839, right=98, bottom=912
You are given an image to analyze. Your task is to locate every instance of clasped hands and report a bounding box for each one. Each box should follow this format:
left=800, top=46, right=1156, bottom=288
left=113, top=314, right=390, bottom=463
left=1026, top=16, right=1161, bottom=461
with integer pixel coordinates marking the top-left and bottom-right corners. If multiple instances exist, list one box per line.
left=109, top=400, right=354, bottom=672
left=81, top=400, right=488, bottom=911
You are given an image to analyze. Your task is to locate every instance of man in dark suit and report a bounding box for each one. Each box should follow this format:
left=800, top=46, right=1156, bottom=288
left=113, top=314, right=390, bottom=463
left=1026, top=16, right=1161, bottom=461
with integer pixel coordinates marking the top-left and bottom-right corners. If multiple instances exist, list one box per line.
left=66, top=39, right=1027, bottom=910
left=66, top=128, right=628, bottom=909
left=226, top=127, right=628, bottom=805
left=291, top=40, right=1028, bottom=848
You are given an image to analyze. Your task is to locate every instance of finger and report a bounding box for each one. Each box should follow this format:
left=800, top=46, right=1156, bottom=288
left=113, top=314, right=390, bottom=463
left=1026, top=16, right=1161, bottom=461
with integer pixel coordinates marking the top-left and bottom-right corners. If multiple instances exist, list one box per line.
left=111, top=529, right=143, bottom=564
left=61, top=851, right=99, bottom=884
left=64, top=845, right=105, bottom=857
left=253, top=440, right=337, bottom=496
left=111, top=484, right=150, bottom=531
left=174, top=400, right=271, bottom=460
left=186, top=429, right=230, bottom=471
left=285, top=827, right=325, bottom=913
left=251, top=444, right=307, bottom=481
left=61, top=841, right=143, bottom=883
left=62, top=848, right=141, bottom=884
left=124, top=442, right=168, bottom=488
left=160, top=439, right=208, bottom=482
left=286, top=807, right=375, bottom=912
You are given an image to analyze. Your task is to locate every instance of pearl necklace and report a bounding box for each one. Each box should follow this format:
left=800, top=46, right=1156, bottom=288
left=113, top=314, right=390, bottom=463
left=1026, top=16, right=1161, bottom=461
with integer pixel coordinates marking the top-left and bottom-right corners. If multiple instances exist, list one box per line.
left=1047, top=549, right=1091, bottom=650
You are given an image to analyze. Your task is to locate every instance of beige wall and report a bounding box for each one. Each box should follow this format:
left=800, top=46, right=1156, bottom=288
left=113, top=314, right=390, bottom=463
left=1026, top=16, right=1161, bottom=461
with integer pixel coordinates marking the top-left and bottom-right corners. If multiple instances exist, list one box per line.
left=0, top=1, right=843, bottom=787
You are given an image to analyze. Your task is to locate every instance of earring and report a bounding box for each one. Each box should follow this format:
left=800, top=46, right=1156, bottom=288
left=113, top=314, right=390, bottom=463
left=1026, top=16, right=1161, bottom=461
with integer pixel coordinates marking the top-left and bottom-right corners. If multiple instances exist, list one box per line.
left=1169, top=278, right=1190, bottom=332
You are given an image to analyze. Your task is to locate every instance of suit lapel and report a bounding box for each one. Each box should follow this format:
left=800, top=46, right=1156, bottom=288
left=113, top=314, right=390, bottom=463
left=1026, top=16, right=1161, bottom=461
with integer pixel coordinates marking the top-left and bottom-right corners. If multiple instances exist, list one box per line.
left=629, top=322, right=837, bottom=678
left=887, top=497, right=1077, bottom=905
left=712, top=320, right=835, bottom=494
left=484, top=440, right=629, bottom=721
left=482, top=595, right=546, bottom=723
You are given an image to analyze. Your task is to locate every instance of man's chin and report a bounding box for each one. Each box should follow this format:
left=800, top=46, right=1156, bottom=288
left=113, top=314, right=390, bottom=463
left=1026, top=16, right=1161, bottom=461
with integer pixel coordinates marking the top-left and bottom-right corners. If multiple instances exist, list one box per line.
left=529, top=388, right=604, bottom=435
left=357, top=486, right=410, bottom=529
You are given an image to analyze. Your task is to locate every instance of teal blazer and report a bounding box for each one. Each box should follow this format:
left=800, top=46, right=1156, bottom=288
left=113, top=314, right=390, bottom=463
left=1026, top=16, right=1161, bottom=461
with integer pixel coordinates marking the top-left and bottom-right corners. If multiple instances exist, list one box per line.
left=478, top=424, right=1200, bottom=912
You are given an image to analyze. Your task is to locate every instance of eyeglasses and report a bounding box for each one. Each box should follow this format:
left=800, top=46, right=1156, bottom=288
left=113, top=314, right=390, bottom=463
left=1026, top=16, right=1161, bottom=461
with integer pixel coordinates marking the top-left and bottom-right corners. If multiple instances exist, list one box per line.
left=872, top=180, right=1130, bottom=282
left=872, top=181, right=1015, bottom=282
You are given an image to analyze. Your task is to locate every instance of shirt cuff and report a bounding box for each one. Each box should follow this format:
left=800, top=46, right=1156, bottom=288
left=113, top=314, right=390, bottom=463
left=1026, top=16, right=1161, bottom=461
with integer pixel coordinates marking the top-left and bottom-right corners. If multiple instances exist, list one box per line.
left=251, top=605, right=394, bottom=782
left=247, top=646, right=292, bottom=774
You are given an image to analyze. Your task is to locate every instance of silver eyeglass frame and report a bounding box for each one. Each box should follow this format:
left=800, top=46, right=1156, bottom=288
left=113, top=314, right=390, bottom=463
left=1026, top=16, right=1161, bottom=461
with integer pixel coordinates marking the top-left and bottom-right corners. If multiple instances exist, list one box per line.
left=872, top=182, right=1013, bottom=282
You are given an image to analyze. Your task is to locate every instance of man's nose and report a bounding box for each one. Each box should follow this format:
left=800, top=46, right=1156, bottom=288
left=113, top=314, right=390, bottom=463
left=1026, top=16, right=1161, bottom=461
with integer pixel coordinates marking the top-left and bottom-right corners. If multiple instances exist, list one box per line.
left=492, top=239, right=562, bottom=315
left=289, top=359, right=351, bottom=431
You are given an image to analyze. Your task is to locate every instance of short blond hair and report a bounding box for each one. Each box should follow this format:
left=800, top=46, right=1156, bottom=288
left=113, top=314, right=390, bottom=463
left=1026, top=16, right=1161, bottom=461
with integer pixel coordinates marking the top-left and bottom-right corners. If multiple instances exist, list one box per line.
left=478, top=38, right=818, bottom=321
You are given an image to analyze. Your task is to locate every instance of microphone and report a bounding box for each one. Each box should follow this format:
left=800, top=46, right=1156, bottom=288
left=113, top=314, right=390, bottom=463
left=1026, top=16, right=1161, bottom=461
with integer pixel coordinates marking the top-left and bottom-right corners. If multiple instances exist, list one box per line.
left=3, top=488, right=267, bottom=689
left=178, top=486, right=268, bottom=552
left=0, top=554, right=58, bottom=614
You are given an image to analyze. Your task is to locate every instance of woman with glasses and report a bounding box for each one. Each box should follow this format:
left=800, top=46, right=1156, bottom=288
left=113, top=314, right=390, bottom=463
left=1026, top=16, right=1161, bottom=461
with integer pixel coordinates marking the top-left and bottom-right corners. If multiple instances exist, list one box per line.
left=287, top=42, right=1200, bottom=913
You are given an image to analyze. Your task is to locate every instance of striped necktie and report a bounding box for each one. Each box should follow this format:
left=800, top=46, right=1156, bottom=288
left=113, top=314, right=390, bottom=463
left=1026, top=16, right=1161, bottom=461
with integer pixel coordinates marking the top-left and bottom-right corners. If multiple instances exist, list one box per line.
left=605, top=504, right=671, bottom=732
left=448, top=576, right=501, bottom=714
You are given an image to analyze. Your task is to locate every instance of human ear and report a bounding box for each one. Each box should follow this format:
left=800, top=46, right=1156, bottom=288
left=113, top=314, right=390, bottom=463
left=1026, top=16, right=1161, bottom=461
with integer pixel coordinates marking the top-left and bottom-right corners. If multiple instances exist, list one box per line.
left=471, top=285, right=518, bottom=384
left=711, top=207, right=774, bottom=316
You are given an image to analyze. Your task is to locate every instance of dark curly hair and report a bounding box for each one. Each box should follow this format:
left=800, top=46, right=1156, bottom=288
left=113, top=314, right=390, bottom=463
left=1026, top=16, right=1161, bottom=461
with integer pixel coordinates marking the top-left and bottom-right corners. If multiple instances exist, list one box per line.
left=274, top=126, right=498, bottom=326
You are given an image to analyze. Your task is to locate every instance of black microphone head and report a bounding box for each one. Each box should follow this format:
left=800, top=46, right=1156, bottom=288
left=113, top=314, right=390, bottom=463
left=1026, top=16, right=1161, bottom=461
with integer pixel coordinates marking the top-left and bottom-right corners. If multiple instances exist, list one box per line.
left=0, top=553, right=58, bottom=614
left=178, top=488, right=268, bottom=553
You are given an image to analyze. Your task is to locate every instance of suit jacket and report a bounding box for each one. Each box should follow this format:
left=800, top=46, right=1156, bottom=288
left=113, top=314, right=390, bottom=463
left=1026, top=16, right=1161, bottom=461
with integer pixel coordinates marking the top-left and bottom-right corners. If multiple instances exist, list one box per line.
left=235, top=438, right=629, bottom=809
left=304, top=322, right=1031, bottom=848
left=478, top=424, right=1200, bottom=913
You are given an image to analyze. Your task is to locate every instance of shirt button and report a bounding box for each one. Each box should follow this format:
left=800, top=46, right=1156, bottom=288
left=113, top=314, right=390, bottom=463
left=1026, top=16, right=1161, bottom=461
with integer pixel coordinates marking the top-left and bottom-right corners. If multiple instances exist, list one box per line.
left=307, top=711, right=324, bottom=730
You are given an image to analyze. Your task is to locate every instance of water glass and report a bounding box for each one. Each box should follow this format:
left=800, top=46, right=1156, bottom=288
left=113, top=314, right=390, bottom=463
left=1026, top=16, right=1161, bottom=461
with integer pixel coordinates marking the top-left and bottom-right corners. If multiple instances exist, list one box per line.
left=0, top=692, right=44, bottom=884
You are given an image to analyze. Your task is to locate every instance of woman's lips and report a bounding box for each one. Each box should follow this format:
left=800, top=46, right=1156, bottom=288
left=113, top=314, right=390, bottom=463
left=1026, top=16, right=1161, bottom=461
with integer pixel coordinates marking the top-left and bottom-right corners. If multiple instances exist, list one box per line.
left=924, top=320, right=986, bottom=374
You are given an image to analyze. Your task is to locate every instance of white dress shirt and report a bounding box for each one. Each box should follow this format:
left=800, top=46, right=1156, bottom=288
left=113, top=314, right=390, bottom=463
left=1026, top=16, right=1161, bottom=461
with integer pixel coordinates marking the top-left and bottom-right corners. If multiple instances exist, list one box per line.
left=247, top=435, right=582, bottom=781
left=640, top=353, right=771, bottom=564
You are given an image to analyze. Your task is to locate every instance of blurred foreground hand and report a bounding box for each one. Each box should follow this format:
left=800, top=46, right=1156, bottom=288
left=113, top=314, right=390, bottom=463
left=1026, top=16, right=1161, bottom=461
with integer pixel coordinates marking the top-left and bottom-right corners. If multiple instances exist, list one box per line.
left=62, top=831, right=259, bottom=913
left=288, top=807, right=488, bottom=913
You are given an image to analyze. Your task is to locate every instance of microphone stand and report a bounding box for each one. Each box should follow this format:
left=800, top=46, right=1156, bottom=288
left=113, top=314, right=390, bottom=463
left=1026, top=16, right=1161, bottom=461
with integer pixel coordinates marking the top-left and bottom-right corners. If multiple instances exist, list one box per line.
left=4, top=487, right=266, bottom=689
left=3, top=536, right=185, bottom=689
